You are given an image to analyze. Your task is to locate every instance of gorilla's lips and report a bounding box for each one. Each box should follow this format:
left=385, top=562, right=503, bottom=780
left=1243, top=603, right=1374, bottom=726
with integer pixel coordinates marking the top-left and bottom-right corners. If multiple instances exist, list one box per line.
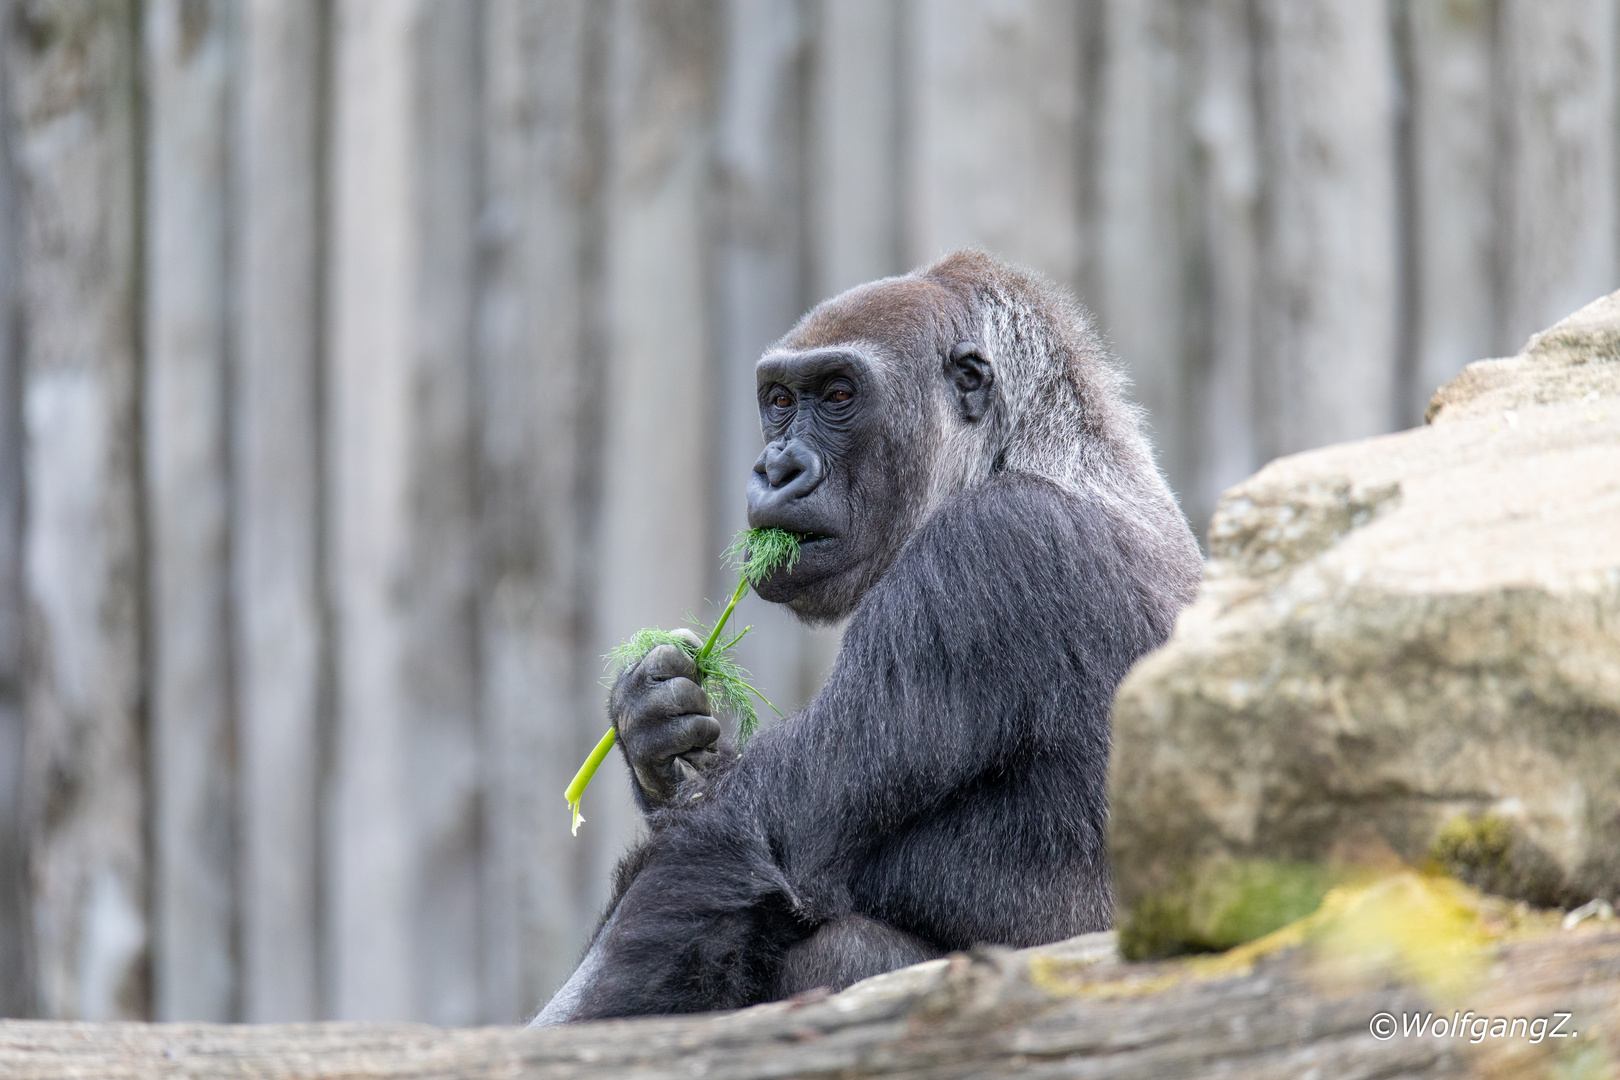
left=750, top=530, right=838, bottom=600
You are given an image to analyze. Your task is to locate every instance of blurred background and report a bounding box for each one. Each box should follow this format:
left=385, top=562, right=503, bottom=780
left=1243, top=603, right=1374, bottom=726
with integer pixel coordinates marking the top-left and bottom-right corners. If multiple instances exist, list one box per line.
left=0, top=0, right=1615, bottom=1025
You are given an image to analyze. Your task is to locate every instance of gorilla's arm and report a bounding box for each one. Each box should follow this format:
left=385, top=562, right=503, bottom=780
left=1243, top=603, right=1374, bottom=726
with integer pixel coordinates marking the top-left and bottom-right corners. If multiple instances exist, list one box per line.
left=557, top=473, right=1177, bottom=1020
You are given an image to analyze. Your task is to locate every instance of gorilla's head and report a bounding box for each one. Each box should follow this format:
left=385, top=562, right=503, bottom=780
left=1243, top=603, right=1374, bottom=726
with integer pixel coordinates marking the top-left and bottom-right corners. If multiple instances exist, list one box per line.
left=746, top=249, right=1181, bottom=624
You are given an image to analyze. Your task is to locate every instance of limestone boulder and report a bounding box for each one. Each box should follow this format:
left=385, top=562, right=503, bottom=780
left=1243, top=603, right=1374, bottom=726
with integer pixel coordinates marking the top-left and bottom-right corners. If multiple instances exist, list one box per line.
left=1109, top=290, right=1620, bottom=959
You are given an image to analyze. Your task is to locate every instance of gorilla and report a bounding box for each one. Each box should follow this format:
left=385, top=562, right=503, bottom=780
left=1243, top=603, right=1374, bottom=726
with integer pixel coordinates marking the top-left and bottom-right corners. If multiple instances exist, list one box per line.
left=535, top=250, right=1201, bottom=1023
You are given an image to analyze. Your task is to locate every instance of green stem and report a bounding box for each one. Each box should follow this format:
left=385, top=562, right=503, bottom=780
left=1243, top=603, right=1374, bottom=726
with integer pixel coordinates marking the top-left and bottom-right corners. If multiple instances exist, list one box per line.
left=697, top=576, right=751, bottom=660
left=565, top=727, right=619, bottom=836
left=567, top=532, right=791, bottom=835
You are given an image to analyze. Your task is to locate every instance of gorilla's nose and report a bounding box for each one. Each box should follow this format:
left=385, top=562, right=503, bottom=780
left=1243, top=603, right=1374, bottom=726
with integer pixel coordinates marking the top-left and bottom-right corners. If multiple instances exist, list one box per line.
left=752, top=439, right=824, bottom=503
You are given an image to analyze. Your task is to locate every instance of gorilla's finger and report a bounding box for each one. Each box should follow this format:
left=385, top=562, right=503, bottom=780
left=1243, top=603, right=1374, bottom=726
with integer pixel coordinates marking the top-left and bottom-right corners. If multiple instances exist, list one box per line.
left=632, top=712, right=722, bottom=763
left=625, top=676, right=709, bottom=727
left=640, top=643, right=699, bottom=682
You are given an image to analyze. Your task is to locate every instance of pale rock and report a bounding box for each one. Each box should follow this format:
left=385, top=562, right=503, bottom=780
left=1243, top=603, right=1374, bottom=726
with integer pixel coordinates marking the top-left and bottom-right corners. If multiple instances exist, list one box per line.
left=1109, top=289, right=1620, bottom=958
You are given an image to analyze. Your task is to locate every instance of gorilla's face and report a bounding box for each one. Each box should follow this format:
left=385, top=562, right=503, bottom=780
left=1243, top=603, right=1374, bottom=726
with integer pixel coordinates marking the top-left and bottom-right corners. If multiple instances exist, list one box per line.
left=746, top=279, right=992, bottom=622
left=746, top=347, right=906, bottom=621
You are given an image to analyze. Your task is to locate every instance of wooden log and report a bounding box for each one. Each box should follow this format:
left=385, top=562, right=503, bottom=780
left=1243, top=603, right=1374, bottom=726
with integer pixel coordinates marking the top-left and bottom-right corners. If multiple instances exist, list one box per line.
left=0, top=924, right=1614, bottom=1078
left=142, top=0, right=237, bottom=1023
left=326, top=0, right=482, bottom=1022
left=476, top=0, right=610, bottom=1020
left=232, top=0, right=328, bottom=1024
left=6, top=0, right=148, bottom=1020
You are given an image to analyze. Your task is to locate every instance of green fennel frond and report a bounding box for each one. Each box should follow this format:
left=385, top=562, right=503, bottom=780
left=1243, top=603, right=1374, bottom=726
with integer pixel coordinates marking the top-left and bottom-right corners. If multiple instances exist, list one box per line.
left=565, top=527, right=802, bottom=834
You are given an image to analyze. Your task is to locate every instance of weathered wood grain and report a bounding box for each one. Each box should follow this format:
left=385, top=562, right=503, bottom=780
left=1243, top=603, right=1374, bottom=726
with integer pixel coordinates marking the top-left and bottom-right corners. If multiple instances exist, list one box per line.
left=232, top=0, right=328, bottom=1024
left=143, top=0, right=237, bottom=1022
left=326, top=0, right=483, bottom=1022
left=8, top=0, right=149, bottom=1021
left=0, top=0, right=31, bottom=1023
left=1180, top=0, right=1261, bottom=534
left=1494, top=0, right=1619, bottom=351
left=1403, top=0, right=1496, bottom=417
left=810, top=0, right=903, bottom=298
left=906, top=0, right=1083, bottom=285
left=1090, top=0, right=1193, bottom=501
left=477, top=0, right=609, bottom=1020
left=0, top=926, right=1614, bottom=1079
left=1251, top=0, right=1401, bottom=459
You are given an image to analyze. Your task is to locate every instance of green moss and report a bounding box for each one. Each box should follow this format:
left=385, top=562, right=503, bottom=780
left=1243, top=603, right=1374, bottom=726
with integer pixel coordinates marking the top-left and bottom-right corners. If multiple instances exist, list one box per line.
left=1119, top=859, right=1336, bottom=961
left=1429, top=812, right=1573, bottom=909
left=1117, top=886, right=1202, bottom=961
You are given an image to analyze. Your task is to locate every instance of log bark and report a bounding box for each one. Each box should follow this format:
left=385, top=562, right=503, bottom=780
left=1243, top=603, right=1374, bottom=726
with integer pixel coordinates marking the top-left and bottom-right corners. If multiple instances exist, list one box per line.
left=1, top=926, right=1615, bottom=1079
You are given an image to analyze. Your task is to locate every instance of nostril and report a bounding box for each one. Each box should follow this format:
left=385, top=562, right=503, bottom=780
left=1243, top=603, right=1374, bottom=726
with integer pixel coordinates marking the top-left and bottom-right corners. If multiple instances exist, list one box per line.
left=753, top=439, right=824, bottom=499
left=764, top=447, right=804, bottom=489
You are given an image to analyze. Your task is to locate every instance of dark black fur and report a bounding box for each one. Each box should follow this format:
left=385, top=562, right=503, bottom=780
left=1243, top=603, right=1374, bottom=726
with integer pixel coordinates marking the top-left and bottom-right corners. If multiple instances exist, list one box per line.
left=535, top=251, right=1201, bottom=1022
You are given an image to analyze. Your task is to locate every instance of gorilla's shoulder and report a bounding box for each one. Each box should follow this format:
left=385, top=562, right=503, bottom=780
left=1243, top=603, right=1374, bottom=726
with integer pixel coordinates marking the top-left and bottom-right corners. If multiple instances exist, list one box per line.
left=850, top=470, right=1190, bottom=696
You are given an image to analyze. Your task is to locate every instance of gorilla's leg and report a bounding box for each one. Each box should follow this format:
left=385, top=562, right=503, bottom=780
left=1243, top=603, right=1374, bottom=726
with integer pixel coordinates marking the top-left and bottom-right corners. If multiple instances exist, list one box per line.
left=530, top=909, right=619, bottom=1026
left=776, top=915, right=943, bottom=997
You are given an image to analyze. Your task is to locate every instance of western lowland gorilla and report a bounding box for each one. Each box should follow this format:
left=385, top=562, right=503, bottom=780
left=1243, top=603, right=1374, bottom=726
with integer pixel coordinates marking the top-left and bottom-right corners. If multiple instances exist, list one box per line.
left=535, top=250, right=1202, bottom=1023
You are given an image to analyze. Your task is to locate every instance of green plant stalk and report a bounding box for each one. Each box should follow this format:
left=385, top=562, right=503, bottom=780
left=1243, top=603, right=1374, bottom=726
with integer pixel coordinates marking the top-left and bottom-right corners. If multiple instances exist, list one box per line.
left=566, top=528, right=800, bottom=835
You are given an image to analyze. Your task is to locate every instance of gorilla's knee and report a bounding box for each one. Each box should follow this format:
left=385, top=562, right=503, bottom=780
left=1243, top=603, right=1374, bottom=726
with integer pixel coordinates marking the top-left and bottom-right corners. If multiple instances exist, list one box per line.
left=777, top=915, right=944, bottom=997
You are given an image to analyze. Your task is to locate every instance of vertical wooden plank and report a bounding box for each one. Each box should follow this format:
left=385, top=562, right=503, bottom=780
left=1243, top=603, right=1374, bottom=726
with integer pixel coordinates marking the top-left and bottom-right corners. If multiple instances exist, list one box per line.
left=1182, top=0, right=1261, bottom=532
left=1400, top=0, right=1495, bottom=417
left=0, top=0, right=30, bottom=1022
left=713, top=0, right=816, bottom=721
left=7, top=0, right=148, bottom=1020
left=1089, top=0, right=1194, bottom=508
left=327, top=0, right=414, bottom=1019
left=405, top=0, right=483, bottom=1026
left=478, top=0, right=612, bottom=1020
left=143, top=0, right=237, bottom=1022
left=906, top=0, right=1082, bottom=284
left=584, top=0, right=720, bottom=886
left=1251, top=0, right=1400, bottom=459
left=811, top=0, right=903, bottom=296
left=327, top=0, right=483, bottom=1022
left=1495, top=0, right=1619, bottom=349
left=233, top=0, right=326, bottom=1023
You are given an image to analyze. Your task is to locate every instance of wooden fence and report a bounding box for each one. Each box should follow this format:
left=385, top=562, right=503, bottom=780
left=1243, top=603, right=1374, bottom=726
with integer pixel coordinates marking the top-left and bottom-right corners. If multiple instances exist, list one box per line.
left=0, top=0, right=1614, bottom=1025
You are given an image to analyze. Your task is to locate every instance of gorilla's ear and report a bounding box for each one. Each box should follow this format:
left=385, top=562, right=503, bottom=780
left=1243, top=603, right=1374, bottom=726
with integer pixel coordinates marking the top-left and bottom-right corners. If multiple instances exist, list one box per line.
left=947, top=341, right=995, bottom=422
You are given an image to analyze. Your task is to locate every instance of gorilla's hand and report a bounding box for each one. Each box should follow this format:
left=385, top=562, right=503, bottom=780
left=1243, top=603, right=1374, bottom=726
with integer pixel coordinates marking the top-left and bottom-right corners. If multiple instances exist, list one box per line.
left=611, top=636, right=724, bottom=809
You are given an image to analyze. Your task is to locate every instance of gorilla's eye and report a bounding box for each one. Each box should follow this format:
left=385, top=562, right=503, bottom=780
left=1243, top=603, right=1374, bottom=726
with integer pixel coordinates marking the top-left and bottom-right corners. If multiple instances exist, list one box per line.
left=770, top=392, right=793, bottom=410
left=825, top=387, right=852, bottom=404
